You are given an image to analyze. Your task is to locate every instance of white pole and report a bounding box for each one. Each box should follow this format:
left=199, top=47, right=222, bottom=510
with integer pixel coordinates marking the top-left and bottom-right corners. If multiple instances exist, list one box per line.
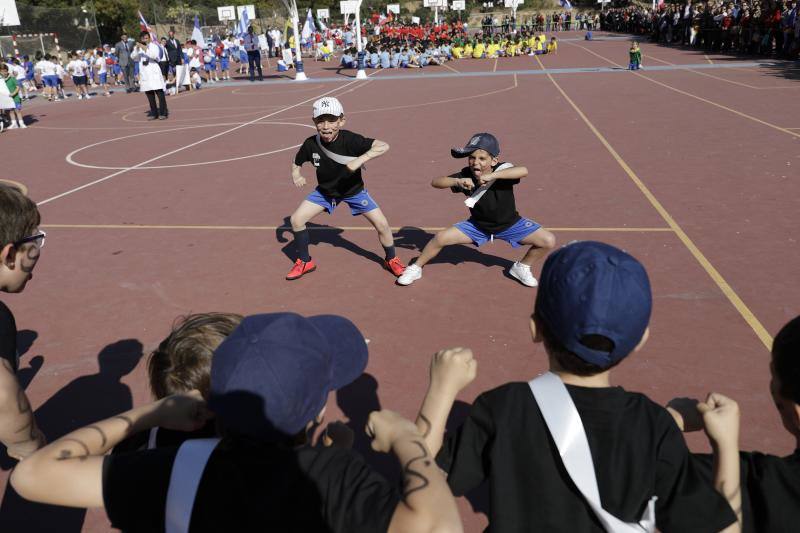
left=435, top=5, right=439, bottom=24
left=290, top=1, right=308, bottom=79
left=354, top=0, right=367, bottom=79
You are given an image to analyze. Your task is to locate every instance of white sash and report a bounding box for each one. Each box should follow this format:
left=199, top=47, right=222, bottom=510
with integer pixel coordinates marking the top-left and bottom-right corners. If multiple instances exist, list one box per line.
left=528, top=372, right=657, bottom=533
left=165, top=438, right=221, bottom=533
left=315, top=134, right=357, bottom=165
left=464, top=162, right=513, bottom=208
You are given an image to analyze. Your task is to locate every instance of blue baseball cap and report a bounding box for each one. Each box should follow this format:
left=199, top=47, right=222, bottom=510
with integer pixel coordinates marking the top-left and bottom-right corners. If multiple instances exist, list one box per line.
left=451, top=133, right=500, bottom=158
left=209, top=313, right=368, bottom=440
left=535, top=241, right=652, bottom=368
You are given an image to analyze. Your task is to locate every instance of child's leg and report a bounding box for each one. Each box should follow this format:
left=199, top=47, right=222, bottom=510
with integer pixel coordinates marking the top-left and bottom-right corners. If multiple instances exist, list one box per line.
left=415, top=226, right=474, bottom=268
left=289, top=200, right=327, bottom=261
left=361, top=208, right=396, bottom=259
left=517, top=228, right=556, bottom=266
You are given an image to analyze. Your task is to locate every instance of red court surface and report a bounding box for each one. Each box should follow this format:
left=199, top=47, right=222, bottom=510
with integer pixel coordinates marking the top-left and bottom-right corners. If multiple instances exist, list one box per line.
left=1, top=32, right=798, bottom=532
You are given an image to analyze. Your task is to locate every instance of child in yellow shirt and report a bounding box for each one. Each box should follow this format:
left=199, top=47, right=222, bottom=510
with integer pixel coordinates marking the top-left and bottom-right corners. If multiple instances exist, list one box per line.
left=547, top=37, right=558, bottom=55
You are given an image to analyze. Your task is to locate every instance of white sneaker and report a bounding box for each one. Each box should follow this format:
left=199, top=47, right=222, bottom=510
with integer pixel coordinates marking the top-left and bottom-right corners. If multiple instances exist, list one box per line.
left=17, top=122, right=27, bottom=129
left=397, top=264, right=422, bottom=286
left=85, top=94, right=91, bottom=99
left=509, top=262, right=538, bottom=287
left=7, top=123, right=17, bottom=129
left=77, top=94, right=83, bottom=100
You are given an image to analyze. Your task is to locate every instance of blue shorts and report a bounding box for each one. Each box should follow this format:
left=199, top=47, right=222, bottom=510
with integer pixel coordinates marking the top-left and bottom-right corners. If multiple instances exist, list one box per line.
left=306, top=189, right=379, bottom=216
left=99, top=72, right=108, bottom=84
left=455, top=217, right=541, bottom=248
left=43, top=75, right=59, bottom=87
left=72, top=75, right=87, bottom=86
left=221, top=58, right=229, bottom=69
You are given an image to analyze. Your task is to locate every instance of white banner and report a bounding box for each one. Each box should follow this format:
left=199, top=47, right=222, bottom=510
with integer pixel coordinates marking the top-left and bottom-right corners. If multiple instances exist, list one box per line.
left=340, top=0, right=359, bottom=15
left=236, top=4, right=256, bottom=20
left=217, top=5, right=236, bottom=21
left=317, top=8, right=330, bottom=18
left=0, top=0, right=21, bottom=26
left=504, top=0, right=524, bottom=7
left=451, top=0, right=466, bottom=9
left=387, top=3, right=400, bottom=13
left=411, top=16, right=420, bottom=23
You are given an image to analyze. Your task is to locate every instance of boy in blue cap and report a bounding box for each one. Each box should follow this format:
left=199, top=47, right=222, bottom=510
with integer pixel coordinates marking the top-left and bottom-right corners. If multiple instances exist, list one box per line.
left=12, top=313, right=462, bottom=533
left=397, top=132, right=556, bottom=287
left=413, top=241, right=741, bottom=532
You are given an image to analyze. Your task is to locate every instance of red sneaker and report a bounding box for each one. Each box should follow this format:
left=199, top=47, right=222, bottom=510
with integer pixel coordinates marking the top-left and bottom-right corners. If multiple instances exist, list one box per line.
left=286, top=259, right=317, bottom=280
left=384, top=257, right=406, bottom=277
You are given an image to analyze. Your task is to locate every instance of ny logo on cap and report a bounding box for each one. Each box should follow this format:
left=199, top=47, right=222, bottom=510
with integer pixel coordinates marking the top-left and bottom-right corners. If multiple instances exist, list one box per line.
left=469, top=136, right=480, bottom=146
left=322, top=100, right=330, bottom=107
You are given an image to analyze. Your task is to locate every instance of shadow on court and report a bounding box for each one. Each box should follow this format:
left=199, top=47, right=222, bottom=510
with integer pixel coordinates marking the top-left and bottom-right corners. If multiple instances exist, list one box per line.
left=0, top=339, right=143, bottom=533
left=275, top=219, right=514, bottom=272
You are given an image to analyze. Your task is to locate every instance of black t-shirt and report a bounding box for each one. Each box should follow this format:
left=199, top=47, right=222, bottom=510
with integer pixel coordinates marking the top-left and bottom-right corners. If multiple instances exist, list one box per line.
left=103, top=439, right=399, bottom=533
left=693, top=449, right=800, bottom=533
left=450, top=162, right=521, bottom=234
left=0, top=301, right=18, bottom=372
left=293, top=130, right=374, bottom=199
left=437, top=382, right=737, bottom=532
left=112, top=423, right=217, bottom=454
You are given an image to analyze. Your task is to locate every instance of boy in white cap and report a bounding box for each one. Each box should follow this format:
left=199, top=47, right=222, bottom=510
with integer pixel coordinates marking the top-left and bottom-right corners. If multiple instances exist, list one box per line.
left=285, top=96, right=406, bottom=280
left=397, top=132, right=555, bottom=287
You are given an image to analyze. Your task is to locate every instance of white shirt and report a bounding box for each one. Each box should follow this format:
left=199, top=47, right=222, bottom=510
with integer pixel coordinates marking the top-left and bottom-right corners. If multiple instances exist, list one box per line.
left=11, top=63, right=26, bottom=80
left=95, top=56, right=107, bottom=74
left=67, top=60, right=86, bottom=76
left=36, top=60, right=57, bottom=76
left=56, top=64, right=66, bottom=78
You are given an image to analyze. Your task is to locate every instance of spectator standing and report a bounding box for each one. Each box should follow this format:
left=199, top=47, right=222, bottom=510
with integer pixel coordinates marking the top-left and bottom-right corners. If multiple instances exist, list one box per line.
left=131, top=31, right=168, bottom=120
left=242, top=26, right=263, bottom=82
left=116, top=34, right=136, bottom=93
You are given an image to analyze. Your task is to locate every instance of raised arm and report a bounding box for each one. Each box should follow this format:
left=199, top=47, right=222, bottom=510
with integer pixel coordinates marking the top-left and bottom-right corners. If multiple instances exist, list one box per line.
left=367, top=410, right=463, bottom=533
left=432, top=174, right=474, bottom=190
left=0, top=360, right=44, bottom=460
left=346, top=139, right=390, bottom=173
left=415, top=348, right=476, bottom=457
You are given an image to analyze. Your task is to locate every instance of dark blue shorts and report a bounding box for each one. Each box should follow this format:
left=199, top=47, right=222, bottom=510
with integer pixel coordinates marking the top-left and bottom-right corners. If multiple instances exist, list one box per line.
left=43, top=75, right=59, bottom=87
left=306, top=189, right=379, bottom=216
left=221, top=58, right=229, bottom=70
left=72, top=75, right=87, bottom=86
left=99, top=72, right=108, bottom=84
left=455, top=217, right=541, bottom=248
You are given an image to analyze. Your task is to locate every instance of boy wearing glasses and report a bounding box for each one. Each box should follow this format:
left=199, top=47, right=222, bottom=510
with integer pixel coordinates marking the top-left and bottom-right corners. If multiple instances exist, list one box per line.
left=0, top=184, right=46, bottom=460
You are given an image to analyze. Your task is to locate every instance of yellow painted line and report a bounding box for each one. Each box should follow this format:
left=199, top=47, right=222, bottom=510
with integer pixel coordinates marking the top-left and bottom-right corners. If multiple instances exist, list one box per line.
left=0, top=179, right=29, bottom=196
left=534, top=55, right=773, bottom=350
left=704, top=54, right=714, bottom=64
left=492, top=57, right=498, bottom=72
left=568, top=42, right=800, bottom=140
left=42, top=223, right=673, bottom=232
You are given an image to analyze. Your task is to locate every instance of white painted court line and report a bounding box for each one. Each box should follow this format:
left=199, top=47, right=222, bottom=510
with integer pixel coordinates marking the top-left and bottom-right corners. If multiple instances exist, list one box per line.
left=38, top=78, right=370, bottom=207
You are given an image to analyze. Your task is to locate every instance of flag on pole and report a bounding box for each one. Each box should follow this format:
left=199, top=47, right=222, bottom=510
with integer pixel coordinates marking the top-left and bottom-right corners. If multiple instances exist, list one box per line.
left=238, top=7, right=251, bottom=38
left=301, top=9, right=316, bottom=41
left=138, top=11, right=157, bottom=41
left=559, top=0, right=572, bottom=9
left=192, top=14, right=206, bottom=48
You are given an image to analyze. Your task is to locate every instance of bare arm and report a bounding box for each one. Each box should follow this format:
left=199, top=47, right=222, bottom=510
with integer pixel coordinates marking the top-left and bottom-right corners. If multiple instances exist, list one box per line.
left=346, top=139, right=389, bottom=173
left=415, top=348, right=476, bottom=457
left=291, top=163, right=307, bottom=187
left=368, top=411, right=462, bottom=533
left=0, top=360, right=44, bottom=460
left=431, top=175, right=474, bottom=190
left=475, top=165, right=527, bottom=186
left=11, top=392, right=208, bottom=509
left=697, top=393, right=742, bottom=533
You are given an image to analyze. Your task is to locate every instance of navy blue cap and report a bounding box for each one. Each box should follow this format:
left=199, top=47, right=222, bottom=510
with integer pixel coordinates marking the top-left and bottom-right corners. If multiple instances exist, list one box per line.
left=535, top=241, right=652, bottom=368
left=209, top=313, right=368, bottom=440
left=451, top=133, right=500, bottom=158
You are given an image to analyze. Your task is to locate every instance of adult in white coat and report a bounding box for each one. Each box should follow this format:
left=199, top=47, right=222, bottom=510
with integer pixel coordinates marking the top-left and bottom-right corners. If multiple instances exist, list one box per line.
left=131, top=31, right=168, bottom=120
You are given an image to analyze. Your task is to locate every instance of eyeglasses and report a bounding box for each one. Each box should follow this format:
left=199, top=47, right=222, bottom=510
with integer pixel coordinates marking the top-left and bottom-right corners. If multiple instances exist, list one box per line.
left=13, top=229, right=46, bottom=249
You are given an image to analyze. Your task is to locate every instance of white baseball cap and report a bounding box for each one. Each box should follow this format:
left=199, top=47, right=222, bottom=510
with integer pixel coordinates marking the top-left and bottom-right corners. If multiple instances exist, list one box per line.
left=312, top=97, right=344, bottom=119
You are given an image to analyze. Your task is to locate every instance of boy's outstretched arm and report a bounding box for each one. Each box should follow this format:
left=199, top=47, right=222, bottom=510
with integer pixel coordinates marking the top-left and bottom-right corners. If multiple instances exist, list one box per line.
left=475, top=165, right=528, bottom=185
left=431, top=175, right=474, bottom=190
left=368, top=410, right=463, bottom=533
left=415, top=348, right=477, bottom=457
left=346, top=139, right=389, bottom=173
left=0, top=360, right=44, bottom=460
left=697, top=392, right=742, bottom=533
left=291, top=163, right=306, bottom=187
